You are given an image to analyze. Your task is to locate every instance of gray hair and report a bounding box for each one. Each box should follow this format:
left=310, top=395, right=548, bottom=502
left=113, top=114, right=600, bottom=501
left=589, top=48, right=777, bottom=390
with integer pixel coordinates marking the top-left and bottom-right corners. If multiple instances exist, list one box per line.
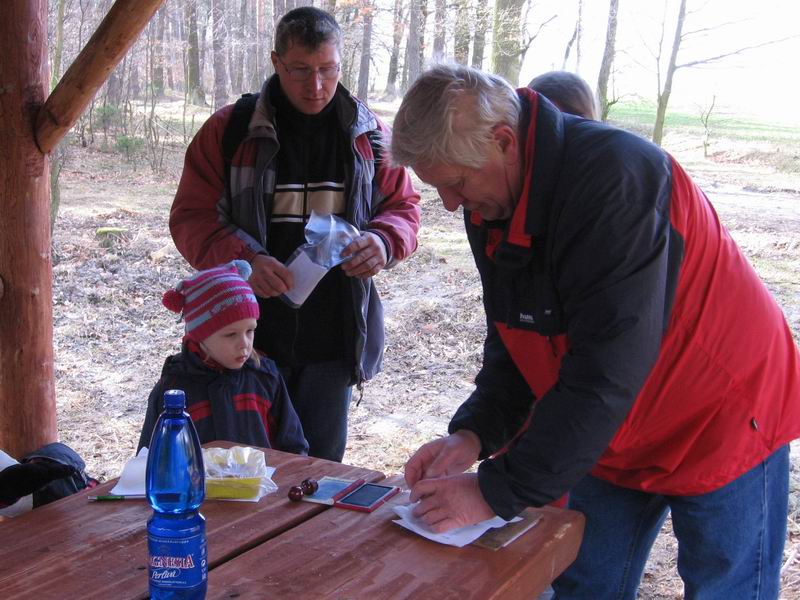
left=391, top=64, right=521, bottom=169
left=274, top=7, right=341, bottom=55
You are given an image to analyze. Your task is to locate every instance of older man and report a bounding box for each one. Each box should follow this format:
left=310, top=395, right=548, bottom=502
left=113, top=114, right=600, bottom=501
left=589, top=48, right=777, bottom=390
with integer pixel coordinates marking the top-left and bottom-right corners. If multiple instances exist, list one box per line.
left=392, top=64, right=800, bottom=598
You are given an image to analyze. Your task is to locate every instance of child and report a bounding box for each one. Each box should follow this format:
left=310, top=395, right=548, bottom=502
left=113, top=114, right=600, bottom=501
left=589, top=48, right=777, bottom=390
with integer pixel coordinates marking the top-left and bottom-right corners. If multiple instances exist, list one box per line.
left=138, top=260, right=308, bottom=455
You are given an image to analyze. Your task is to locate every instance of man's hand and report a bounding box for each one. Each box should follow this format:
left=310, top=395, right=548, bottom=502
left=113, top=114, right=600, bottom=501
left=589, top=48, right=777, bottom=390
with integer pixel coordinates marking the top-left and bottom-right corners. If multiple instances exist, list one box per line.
left=249, top=254, right=293, bottom=298
left=409, top=473, right=496, bottom=533
left=340, top=231, right=388, bottom=279
left=404, top=430, right=481, bottom=489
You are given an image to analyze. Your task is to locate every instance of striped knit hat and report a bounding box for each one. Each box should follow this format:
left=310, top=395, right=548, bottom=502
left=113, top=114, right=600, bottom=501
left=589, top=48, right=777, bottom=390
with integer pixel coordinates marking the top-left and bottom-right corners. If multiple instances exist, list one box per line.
left=162, top=260, right=260, bottom=342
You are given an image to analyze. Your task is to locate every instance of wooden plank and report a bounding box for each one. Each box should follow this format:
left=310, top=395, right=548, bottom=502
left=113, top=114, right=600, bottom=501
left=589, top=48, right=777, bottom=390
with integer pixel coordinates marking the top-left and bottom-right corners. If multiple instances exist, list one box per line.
left=0, top=447, right=383, bottom=600
left=35, top=0, right=166, bottom=154
left=0, top=0, right=57, bottom=457
left=206, top=475, right=585, bottom=599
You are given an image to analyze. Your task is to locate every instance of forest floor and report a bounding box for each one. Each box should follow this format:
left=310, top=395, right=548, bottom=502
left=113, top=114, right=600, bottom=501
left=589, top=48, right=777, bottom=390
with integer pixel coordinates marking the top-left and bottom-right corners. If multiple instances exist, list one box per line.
left=50, top=114, right=800, bottom=598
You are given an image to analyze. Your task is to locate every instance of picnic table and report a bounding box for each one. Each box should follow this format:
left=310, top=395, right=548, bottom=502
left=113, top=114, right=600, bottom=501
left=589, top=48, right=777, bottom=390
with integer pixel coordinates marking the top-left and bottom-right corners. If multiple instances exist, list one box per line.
left=0, top=442, right=584, bottom=599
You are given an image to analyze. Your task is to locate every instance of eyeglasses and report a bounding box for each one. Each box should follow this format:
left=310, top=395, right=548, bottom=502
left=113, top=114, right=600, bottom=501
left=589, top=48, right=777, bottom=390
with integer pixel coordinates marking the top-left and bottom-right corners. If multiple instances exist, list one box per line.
left=276, top=56, right=340, bottom=82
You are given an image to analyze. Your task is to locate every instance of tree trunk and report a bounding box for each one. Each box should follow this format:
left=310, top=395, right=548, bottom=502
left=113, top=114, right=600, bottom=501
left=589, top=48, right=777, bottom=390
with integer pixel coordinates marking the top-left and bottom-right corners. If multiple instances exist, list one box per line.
left=51, top=0, right=67, bottom=90
left=405, top=0, right=422, bottom=90
left=0, top=0, right=57, bottom=458
left=211, top=0, right=228, bottom=110
left=453, top=0, right=471, bottom=65
left=229, top=0, right=246, bottom=91
left=562, top=24, right=577, bottom=69
left=384, top=0, right=405, bottom=98
left=184, top=0, right=206, bottom=105
left=357, top=5, right=374, bottom=102
left=432, top=0, right=446, bottom=61
left=258, top=0, right=274, bottom=80
left=596, top=0, right=619, bottom=121
left=247, top=0, right=261, bottom=91
left=492, top=0, right=524, bottom=84
left=472, top=0, right=490, bottom=69
left=419, top=0, right=429, bottom=68
left=274, top=0, right=286, bottom=27
left=152, top=6, right=167, bottom=97
left=653, top=0, right=686, bottom=146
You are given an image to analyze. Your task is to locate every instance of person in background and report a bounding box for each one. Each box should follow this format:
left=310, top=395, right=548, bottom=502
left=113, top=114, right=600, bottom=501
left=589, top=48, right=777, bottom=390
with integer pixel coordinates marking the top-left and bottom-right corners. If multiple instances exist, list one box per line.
left=169, top=7, right=420, bottom=462
left=138, top=261, right=308, bottom=456
left=392, top=64, right=800, bottom=599
left=528, top=70, right=599, bottom=120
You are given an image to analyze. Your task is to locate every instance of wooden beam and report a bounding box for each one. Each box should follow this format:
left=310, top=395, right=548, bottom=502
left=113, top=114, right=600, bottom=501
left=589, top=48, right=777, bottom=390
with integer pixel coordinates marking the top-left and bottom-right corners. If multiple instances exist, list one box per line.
left=35, top=0, right=166, bottom=154
left=0, top=1, right=57, bottom=457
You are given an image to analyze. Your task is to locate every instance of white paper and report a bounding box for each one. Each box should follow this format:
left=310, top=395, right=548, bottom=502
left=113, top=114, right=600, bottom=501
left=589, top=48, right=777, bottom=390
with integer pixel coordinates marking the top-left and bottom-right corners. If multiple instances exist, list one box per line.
left=110, top=447, right=277, bottom=500
left=110, top=447, right=148, bottom=497
left=392, top=501, right=520, bottom=548
left=284, top=252, right=329, bottom=307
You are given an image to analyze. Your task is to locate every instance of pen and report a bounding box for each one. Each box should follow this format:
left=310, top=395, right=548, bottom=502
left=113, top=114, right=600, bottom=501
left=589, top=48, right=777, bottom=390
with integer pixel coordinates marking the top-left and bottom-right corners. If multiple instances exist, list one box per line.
left=88, top=494, right=146, bottom=501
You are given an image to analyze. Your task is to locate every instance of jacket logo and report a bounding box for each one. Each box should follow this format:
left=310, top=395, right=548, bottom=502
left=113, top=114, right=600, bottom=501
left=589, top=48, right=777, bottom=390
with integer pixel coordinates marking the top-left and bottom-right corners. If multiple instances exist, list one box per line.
left=519, top=313, right=535, bottom=324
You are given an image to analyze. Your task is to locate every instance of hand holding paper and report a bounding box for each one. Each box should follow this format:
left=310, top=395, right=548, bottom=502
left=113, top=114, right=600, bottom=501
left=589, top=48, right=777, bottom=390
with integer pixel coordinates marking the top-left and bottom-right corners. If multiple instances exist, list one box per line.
left=393, top=498, right=519, bottom=548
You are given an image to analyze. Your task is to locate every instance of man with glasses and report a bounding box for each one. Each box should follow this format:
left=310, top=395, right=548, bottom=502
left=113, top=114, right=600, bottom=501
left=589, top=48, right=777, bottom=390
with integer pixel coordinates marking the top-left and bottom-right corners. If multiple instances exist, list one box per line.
left=169, top=7, right=420, bottom=462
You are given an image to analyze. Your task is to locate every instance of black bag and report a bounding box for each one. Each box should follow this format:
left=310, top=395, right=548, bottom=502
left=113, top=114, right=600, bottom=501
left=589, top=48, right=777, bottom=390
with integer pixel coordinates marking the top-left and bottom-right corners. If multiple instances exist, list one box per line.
left=0, top=442, right=98, bottom=508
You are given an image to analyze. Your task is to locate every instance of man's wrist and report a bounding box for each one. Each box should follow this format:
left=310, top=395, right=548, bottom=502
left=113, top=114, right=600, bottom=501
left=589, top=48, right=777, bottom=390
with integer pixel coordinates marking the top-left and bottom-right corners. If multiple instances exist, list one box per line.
left=367, top=229, right=393, bottom=265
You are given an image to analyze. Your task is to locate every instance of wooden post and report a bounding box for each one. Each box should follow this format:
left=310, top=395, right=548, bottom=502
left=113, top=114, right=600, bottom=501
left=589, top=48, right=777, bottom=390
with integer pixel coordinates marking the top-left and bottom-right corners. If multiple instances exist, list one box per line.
left=0, top=1, right=57, bottom=457
left=35, top=0, right=166, bottom=154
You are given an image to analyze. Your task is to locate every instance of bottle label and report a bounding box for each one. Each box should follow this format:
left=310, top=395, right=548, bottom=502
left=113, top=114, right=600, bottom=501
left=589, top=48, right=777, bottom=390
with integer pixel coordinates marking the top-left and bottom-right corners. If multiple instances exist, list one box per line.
left=148, top=529, right=207, bottom=589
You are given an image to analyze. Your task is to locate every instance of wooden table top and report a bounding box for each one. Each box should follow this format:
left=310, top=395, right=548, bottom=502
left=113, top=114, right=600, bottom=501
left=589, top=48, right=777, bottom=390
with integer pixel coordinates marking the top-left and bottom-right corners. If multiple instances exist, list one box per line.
left=0, top=444, right=383, bottom=600
left=0, top=449, right=584, bottom=600
left=206, top=474, right=585, bottom=600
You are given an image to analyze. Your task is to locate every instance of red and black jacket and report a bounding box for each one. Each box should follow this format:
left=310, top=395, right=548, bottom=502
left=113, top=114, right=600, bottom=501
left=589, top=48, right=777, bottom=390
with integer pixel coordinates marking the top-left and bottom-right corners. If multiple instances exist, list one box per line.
left=450, top=90, right=800, bottom=520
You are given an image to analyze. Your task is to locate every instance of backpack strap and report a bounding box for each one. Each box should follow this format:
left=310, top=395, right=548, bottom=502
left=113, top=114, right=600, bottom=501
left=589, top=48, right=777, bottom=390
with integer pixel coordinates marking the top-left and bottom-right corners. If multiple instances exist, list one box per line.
left=221, top=92, right=260, bottom=199
left=365, top=128, right=383, bottom=166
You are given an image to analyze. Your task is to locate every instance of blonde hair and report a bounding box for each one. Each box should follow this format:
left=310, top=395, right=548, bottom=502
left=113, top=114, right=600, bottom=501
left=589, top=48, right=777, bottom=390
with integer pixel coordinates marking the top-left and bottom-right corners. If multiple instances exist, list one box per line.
left=528, top=71, right=599, bottom=120
left=391, top=64, right=521, bottom=169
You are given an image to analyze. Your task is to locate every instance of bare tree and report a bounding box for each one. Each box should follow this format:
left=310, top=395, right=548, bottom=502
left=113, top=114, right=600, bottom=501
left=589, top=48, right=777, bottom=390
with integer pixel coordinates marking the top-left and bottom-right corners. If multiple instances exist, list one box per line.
left=151, top=6, right=167, bottom=98
left=596, top=0, right=619, bottom=121
left=453, top=0, right=471, bottom=65
left=51, top=0, right=67, bottom=89
left=472, top=0, right=490, bottom=69
left=699, top=94, right=715, bottom=158
left=493, top=0, right=555, bottom=85
left=652, top=0, right=794, bottom=146
left=491, top=0, right=524, bottom=83
left=405, top=0, right=423, bottom=89
left=211, top=0, right=228, bottom=110
left=184, top=0, right=206, bottom=105
left=384, top=0, right=406, bottom=98
left=432, top=0, right=446, bottom=61
left=229, top=0, right=245, bottom=91
left=357, top=2, right=374, bottom=102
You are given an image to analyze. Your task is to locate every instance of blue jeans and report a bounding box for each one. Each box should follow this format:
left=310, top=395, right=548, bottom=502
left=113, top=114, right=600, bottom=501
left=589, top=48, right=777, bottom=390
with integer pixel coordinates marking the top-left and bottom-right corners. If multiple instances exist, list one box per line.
left=553, top=445, right=790, bottom=600
left=279, top=360, right=352, bottom=462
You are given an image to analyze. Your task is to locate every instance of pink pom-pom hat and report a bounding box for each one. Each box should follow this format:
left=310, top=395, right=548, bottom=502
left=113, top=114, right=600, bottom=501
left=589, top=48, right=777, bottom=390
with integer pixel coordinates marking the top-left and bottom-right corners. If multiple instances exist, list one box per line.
left=163, top=260, right=259, bottom=342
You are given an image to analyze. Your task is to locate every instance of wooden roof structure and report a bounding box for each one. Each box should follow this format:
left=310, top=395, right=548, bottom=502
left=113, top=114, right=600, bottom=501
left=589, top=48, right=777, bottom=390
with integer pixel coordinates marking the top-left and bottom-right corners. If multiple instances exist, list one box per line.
left=0, top=0, right=165, bottom=458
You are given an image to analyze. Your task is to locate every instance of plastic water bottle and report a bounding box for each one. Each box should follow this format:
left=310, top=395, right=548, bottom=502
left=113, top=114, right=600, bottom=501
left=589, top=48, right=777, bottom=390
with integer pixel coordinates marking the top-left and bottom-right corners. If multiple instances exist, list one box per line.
left=146, top=389, right=207, bottom=599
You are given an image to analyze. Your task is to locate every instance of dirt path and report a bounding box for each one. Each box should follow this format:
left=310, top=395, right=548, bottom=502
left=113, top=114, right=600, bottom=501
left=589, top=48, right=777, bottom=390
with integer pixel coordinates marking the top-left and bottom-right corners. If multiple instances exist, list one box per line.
left=51, top=142, right=800, bottom=598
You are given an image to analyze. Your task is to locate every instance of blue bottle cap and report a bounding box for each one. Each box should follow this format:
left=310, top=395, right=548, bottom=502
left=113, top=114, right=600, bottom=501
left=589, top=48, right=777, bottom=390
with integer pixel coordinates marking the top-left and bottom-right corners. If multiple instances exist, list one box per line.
left=163, top=389, right=187, bottom=409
